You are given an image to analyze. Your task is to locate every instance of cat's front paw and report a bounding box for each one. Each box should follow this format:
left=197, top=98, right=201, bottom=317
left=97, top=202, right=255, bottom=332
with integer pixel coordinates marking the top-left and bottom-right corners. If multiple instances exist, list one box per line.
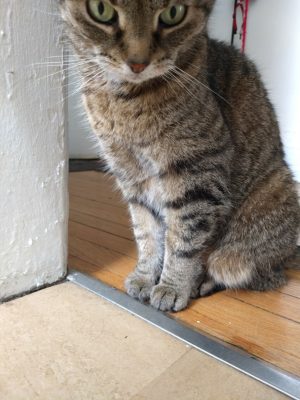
left=125, top=272, right=155, bottom=302
left=150, top=284, right=189, bottom=312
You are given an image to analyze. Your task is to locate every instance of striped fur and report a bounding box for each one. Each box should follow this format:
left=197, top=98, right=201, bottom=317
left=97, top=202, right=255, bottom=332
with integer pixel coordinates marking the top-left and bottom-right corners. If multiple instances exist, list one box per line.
left=61, top=0, right=300, bottom=311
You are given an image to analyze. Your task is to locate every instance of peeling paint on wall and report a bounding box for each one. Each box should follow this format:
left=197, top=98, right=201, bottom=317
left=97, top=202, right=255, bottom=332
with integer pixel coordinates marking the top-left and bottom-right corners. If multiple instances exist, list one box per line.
left=5, top=71, right=14, bottom=100
left=0, top=0, right=68, bottom=300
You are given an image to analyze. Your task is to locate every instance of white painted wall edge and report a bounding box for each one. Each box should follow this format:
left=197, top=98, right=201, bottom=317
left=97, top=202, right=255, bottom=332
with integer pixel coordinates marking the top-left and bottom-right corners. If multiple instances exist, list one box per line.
left=0, top=0, right=68, bottom=300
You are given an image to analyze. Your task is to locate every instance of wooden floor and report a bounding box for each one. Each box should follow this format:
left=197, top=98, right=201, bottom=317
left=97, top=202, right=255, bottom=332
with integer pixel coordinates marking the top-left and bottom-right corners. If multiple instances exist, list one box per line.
left=68, top=171, right=300, bottom=378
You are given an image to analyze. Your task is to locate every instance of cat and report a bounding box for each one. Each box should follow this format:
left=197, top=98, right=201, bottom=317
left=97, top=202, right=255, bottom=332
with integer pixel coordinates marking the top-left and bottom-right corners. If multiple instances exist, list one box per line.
left=60, top=0, right=300, bottom=311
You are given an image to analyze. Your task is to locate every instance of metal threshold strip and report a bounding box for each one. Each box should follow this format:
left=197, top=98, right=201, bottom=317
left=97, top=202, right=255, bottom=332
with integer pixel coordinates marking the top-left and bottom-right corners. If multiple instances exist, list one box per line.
left=68, top=270, right=300, bottom=400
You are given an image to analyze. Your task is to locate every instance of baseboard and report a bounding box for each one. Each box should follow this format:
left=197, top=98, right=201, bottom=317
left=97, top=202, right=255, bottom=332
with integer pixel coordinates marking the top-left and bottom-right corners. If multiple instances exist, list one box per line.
left=69, top=159, right=107, bottom=173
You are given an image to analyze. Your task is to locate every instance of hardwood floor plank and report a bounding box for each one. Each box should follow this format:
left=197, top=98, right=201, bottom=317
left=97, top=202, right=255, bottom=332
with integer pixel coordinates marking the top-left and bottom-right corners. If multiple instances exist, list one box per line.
left=277, top=270, right=300, bottom=299
left=69, top=178, right=124, bottom=205
left=70, top=209, right=134, bottom=241
left=69, top=170, right=111, bottom=184
left=70, top=196, right=130, bottom=227
left=69, top=221, right=137, bottom=259
left=226, top=290, right=300, bottom=324
left=69, top=236, right=135, bottom=273
left=70, top=185, right=123, bottom=207
left=68, top=255, right=126, bottom=289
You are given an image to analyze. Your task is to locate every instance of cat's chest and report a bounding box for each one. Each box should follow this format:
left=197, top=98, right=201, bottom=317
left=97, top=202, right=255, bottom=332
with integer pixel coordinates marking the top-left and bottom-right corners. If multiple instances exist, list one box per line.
left=134, top=148, right=161, bottom=176
left=84, top=92, right=163, bottom=145
left=114, top=145, right=162, bottom=182
left=112, top=145, right=164, bottom=208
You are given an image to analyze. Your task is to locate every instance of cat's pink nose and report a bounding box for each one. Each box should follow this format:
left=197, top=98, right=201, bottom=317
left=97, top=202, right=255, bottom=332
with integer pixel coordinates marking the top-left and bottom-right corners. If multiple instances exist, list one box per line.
left=128, top=62, right=149, bottom=74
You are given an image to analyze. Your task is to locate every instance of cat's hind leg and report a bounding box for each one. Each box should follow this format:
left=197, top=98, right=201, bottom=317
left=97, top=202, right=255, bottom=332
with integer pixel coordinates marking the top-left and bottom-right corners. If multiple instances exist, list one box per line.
left=190, top=272, right=225, bottom=298
left=207, top=169, right=300, bottom=291
left=199, top=278, right=225, bottom=297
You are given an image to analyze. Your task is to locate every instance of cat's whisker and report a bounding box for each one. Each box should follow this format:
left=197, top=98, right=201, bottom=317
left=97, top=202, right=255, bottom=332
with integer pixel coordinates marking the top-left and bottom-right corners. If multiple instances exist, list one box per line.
left=29, top=58, right=93, bottom=67
left=29, top=62, right=78, bottom=67
left=171, top=67, right=208, bottom=101
left=161, top=74, right=177, bottom=98
left=174, top=65, right=231, bottom=106
left=61, top=68, right=105, bottom=105
left=169, top=69, right=218, bottom=115
left=49, top=67, right=96, bottom=92
left=32, top=66, right=80, bottom=83
left=168, top=69, right=199, bottom=101
left=177, top=67, right=220, bottom=101
left=45, top=55, right=82, bottom=60
left=31, top=60, right=96, bottom=83
left=32, top=8, right=61, bottom=17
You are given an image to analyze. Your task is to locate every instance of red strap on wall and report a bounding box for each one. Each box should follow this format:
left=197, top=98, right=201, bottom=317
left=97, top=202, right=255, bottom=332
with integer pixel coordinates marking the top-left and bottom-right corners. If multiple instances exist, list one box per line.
left=231, top=0, right=250, bottom=53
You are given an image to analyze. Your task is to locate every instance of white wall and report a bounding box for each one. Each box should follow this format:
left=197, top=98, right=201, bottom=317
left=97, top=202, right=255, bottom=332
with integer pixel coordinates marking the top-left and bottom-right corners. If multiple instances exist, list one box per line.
left=0, top=0, right=68, bottom=300
left=67, top=70, right=100, bottom=158
left=246, top=1, right=300, bottom=182
left=68, top=0, right=300, bottom=182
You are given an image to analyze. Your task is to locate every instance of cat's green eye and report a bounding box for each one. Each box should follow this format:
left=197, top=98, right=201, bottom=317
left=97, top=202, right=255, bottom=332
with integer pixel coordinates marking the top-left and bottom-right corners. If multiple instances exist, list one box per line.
left=87, top=0, right=117, bottom=24
left=159, top=5, right=187, bottom=27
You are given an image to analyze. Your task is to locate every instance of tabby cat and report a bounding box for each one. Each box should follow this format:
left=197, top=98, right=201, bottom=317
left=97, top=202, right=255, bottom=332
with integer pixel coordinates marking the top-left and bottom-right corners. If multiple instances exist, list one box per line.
left=60, top=0, right=300, bottom=311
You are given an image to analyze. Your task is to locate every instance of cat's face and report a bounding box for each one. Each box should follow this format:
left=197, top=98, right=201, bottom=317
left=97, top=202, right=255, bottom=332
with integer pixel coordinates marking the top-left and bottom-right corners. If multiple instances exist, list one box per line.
left=60, top=0, right=214, bottom=85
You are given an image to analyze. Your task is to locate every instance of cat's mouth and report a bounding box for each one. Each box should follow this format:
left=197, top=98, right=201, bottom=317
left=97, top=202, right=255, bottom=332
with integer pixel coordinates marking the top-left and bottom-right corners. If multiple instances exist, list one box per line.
left=106, top=62, right=172, bottom=85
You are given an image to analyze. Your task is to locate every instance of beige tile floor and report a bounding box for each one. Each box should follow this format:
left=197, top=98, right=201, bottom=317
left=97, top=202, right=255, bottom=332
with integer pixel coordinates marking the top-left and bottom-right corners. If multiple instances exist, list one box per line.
left=0, top=283, right=288, bottom=400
